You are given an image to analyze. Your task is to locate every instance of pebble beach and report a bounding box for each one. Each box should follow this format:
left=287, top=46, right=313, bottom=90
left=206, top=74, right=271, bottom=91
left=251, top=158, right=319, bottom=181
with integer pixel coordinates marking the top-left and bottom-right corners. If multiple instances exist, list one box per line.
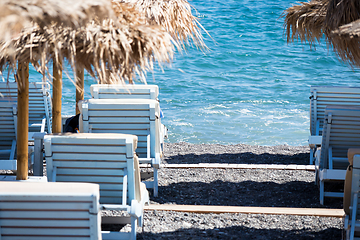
left=128, top=142, right=344, bottom=239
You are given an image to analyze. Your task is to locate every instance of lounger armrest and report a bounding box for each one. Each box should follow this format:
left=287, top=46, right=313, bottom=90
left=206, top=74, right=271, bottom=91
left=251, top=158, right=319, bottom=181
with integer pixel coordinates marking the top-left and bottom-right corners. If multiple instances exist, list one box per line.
left=101, top=204, right=130, bottom=212
left=152, top=153, right=161, bottom=169
left=308, top=136, right=322, bottom=148
left=129, top=199, right=143, bottom=219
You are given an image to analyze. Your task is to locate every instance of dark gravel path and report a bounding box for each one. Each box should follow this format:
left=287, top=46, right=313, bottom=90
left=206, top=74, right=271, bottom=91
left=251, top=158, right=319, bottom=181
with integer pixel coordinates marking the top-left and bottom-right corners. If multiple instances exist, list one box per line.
left=133, top=142, right=344, bottom=239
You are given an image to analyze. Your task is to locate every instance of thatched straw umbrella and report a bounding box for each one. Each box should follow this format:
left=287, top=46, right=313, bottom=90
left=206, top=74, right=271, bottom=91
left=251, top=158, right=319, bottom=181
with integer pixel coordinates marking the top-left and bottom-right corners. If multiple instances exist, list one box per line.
left=0, top=0, right=116, bottom=42
left=116, top=0, right=206, bottom=48
left=0, top=0, right=119, bottom=180
left=283, top=0, right=360, bottom=67
left=0, top=1, right=175, bottom=180
left=283, top=0, right=328, bottom=46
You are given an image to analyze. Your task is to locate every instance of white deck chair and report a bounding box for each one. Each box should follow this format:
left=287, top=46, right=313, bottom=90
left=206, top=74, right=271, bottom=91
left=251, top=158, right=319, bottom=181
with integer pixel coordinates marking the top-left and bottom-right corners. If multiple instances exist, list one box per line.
left=0, top=82, right=52, bottom=140
left=90, top=84, right=168, bottom=147
left=0, top=181, right=102, bottom=240
left=309, top=86, right=360, bottom=164
left=343, top=149, right=360, bottom=240
left=44, top=133, right=149, bottom=240
left=79, top=98, right=162, bottom=197
left=315, top=105, right=360, bottom=205
left=0, top=101, right=17, bottom=171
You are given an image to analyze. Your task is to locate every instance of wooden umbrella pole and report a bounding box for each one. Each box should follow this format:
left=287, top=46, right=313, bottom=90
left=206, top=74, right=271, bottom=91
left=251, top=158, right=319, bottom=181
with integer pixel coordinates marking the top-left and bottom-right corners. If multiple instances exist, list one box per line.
left=75, top=66, right=84, bottom=115
left=52, top=60, right=62, bottom=133
left=16, top=61, right=29, bottom=180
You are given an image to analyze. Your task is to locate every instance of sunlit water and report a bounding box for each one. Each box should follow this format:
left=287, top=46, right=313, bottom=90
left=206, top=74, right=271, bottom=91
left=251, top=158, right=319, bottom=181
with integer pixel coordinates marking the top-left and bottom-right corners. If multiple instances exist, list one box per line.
left=8, top=0, right=360, bottom=146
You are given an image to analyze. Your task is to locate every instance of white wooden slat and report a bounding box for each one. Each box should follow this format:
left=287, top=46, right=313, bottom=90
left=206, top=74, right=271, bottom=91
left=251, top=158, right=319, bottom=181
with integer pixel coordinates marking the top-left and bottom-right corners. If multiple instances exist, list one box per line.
left=99, top=190, right=124, bottom=198
left=98, top=94, right=152, bottom=99
left=89, top=117, right=150, bottom=123
left=52, top=153, right=127, bottom=161
left=1, top=228, right=91, bottom=236
left=0, top=202, right=92, bottom=210
left=98, top=89, right=152, bottom=94
left=88, top=110, right=150, bottom=117
left=49, top=137, right=128, bottom=145
left=99, top=197, right=124, bottom=205
left=0, top=211, right=91, bottom=219
left=52, top=161, right=127, bottom=169
left=89, top=123, right=149, bottom=130
left=0, top=219, right=91, bottom=227
left=56, top=168, right=125, bottom=176
left=56, top=175, right=124, bottom=183
left=50, top=145, right=127, bottom=154
left=98, top=183, right=124, bottom=191
left=0, top=160, right=16, bottom=169
left=88, top=103, right=151, bottom=111
left=91, top=129, right=149, bottom=136
left=0, top=236, right=91, bottom=240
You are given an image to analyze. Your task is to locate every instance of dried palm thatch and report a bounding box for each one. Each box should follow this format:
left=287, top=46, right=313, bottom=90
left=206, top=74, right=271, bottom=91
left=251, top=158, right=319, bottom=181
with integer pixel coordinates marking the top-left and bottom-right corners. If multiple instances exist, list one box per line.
left=333, top=19, right=360, bottom=38
left=283, top=0, right=360, bottom=67
left=326, top=0, right=360, bottom=66
left=282, top=0, right=328, bottom=45
left=0, top=18, right=174, bottom=84
left=0, top=0, right=117, bottom=42
left=115, top=0, right=206, bottom=48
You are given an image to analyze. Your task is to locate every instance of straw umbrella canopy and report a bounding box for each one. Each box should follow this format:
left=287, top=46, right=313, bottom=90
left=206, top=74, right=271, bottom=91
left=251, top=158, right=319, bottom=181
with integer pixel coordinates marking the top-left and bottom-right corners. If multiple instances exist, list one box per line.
left=0, top=19, right=174, bottom=84
left=0, top=0, right=117, bottom=42
left=283, top=0, right=360, bottom=67
left=0, top=0, right=127, bottom=180
left=116, top=0, right=207, bottom=48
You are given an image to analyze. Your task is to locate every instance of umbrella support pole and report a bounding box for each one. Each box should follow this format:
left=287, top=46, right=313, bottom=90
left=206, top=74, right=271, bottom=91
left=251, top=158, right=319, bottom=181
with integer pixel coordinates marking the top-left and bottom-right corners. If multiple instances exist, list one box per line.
left=75, top=66, right=84, bottom=115
left=52, top=60, right=62, bottom=133
left=16, top=61, right=29, bottom=180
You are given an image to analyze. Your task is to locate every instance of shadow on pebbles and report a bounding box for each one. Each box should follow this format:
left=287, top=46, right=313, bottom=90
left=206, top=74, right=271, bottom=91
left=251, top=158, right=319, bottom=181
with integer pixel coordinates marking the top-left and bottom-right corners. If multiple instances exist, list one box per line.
left=131, top=143, right=344, bottom=239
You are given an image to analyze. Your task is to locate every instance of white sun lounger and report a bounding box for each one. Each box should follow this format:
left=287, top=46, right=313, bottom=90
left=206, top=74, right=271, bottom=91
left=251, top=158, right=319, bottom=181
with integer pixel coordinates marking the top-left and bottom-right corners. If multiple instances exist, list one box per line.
left=309, top=86, right=360, bottom=164
left=315, top=105, right=360, bottom=205
left=0, top=181, right=103, bottom=240
left=90, top=84, right=168, bottom=148
left=44, top=133, right=149, bottom=240
left=79, top=98, right=162, bottom=197
left=343, top=149, right=360, bottom=240
left=0, top=101, right=17, bottom=171
left=0, top=82, right=52, bottom=140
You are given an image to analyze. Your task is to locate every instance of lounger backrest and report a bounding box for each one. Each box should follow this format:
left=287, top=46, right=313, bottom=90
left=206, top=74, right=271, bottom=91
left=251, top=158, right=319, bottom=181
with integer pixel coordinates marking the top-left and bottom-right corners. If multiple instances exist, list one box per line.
left=0, top=101, right=17, bottom=163
left=320, top=106, right=360, bottom=170
left=79, top=99, right=160, bottom=159
left=0, top=101, right=17, bottom=149
left=344, top=149, right=360, bottom=215
left=0, top=82, right=52, bottom=133
left=310, top=86, right=360, bottom=136
left=0, top=181, right=101, bottom=240
left=91, top=84, right=159, bottom=100
left=44, top=133, right=138, bottom=205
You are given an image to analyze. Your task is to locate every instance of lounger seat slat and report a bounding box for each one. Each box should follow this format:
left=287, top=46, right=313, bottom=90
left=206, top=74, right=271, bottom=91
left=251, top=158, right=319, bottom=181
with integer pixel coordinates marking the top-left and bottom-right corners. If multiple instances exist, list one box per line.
left=50, top=145, right=127, bottom=154
left=56, top=175, right=124, bottom=184
left=56, top=168, right=125, bottom=176
left=0, top=211, right=91, bottom=219
left=1, top=228, right=91, bottom=236
left=0, top=219, right=92, bottom=228
left=89, top=111, right=150, bottom=117
left=51, top=161, right=127, bottom=169
left=89, top=117, right=150, bottom=123
left=52, top=153, right=127, bottom=161
left=0, top=202, right=93, bottom=210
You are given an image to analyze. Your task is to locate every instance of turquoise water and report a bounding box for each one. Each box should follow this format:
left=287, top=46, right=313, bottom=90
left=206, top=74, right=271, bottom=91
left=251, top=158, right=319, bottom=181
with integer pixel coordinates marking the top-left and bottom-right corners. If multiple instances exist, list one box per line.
left=21, top=0, right=360, bottom=146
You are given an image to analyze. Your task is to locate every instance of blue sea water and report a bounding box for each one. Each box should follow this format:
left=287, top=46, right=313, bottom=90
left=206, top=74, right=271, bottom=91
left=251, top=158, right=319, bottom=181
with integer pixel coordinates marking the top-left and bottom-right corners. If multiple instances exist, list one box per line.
left=21, top=0, right=360, bottom=146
